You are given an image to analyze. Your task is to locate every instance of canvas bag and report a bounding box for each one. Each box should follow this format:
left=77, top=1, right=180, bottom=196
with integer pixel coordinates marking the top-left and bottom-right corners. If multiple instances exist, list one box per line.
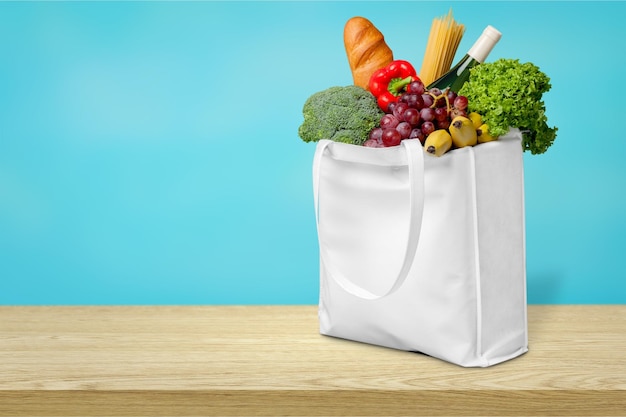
left=313, top=129, right=528, bottom=367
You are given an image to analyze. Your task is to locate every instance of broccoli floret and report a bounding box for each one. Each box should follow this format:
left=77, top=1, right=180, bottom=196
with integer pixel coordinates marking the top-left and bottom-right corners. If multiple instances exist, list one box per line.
left=298, top=85, right=383, bottom=146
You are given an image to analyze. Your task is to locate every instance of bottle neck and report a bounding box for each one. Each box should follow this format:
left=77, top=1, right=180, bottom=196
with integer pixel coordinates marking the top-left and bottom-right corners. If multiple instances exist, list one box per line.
left=467, top=25, right=501, bottom=63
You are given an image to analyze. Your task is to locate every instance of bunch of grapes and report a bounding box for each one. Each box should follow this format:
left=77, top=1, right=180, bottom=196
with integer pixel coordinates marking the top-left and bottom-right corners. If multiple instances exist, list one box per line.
left=364, top=80, right=469, bottom=148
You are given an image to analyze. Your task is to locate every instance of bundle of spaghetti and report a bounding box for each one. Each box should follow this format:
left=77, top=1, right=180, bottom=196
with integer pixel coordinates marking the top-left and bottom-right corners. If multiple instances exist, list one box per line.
left=419, top=9, right=465, bottom=86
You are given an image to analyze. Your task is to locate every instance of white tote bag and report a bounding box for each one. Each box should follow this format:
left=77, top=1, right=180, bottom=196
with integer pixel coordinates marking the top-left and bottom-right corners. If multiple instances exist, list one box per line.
left=313, top=130, right=528, bottom=367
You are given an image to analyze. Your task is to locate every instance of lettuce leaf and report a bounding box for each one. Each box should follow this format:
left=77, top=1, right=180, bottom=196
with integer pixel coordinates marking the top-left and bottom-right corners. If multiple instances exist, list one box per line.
left=459, top=58, right=558, bottom=154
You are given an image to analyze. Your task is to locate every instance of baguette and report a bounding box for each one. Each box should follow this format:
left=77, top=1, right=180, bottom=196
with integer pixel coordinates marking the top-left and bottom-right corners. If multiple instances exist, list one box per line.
left=343, top=16, right=394, bottom=90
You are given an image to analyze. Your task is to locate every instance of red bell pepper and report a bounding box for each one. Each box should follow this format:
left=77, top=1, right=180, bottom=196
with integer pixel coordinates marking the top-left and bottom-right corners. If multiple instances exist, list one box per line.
left=369, top=60, right=419, bottom=112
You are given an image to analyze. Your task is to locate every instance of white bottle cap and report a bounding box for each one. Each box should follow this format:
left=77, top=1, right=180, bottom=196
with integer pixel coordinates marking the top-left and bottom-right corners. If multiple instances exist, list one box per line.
left=468, top=25, right=502, bottom=63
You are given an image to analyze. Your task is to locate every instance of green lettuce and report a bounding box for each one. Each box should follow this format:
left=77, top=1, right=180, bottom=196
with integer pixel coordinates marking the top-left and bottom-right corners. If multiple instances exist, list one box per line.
left=458, top=58, right=557, bottom=154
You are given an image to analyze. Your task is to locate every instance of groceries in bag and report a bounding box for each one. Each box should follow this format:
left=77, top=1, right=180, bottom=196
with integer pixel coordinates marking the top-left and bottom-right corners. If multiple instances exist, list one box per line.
left=304, top=9, right=538, bottom=367
left=297, top=9, right=557, bottom=157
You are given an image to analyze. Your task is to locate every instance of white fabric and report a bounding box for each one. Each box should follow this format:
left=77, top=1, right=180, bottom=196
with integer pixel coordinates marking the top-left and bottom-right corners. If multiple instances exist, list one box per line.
left=313, top=130, right=528, bottom=367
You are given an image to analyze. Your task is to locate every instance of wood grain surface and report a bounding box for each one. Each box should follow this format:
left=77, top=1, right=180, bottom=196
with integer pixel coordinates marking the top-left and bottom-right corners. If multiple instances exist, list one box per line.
left=0, top=305, right=624, bottom=416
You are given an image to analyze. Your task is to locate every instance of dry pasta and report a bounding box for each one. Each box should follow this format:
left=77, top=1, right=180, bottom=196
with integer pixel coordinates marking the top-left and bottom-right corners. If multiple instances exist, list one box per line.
left=419, top=9, right=465, bottom=86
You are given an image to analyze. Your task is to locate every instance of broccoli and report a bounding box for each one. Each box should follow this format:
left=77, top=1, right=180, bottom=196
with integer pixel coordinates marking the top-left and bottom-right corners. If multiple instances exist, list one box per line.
left=298, top=85, right=383, bottom=146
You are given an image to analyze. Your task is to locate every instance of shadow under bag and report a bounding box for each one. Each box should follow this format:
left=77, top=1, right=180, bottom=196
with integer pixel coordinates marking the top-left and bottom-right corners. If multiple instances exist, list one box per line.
left=313, top=130, right=528, bottom=367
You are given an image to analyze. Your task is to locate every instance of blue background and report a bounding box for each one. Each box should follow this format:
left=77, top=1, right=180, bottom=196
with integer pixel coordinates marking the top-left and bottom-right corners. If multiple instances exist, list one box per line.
left=1, top=1, right=625, bottom=305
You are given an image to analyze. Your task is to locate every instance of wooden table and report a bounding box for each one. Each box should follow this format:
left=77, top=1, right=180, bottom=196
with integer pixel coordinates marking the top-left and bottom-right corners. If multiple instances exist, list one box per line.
left=0, top=305, right=624, bottom=416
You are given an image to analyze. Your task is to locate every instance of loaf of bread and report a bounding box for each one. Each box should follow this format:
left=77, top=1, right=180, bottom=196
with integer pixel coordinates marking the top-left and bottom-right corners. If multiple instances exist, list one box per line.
left=343, top=17, right=394, bottom=90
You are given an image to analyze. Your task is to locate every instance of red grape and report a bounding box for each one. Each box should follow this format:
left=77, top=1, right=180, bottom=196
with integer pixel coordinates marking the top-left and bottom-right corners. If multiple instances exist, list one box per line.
left=446, top=89, right=457, bottom=103
left=393, top=102, right=409, bottom=120
left=380, top=114, right=400, bottom=129
left=382, top=128, right=402, bottom=147
left=363, top=138, right=384, bottom=148
left=454, top=95, right=468, bottom=111
left=429, top=88, right=442, bottom=97
left=450, top=108, right=467, bottom=119
left=421, top=94, right=434, bottom=108
left=404, top=94, right=424, bottom=109
left=434, top=107, right=448, bottom=122
left=409, top=128, right=425, bottom=144
left=420, top=107, right=435, bottom=122
left=403, top=108, right=420, bottom=126
left=396, top=121, right=412, bottom=139
left=427, top=88, right=446, bottom=108
left=436, top=118, right=451, bottom=130
left=369, top=127, right=383, bottom=142
left=407, top=80, right=425, bottom=95
left=421, top=121, right=435, bottom=136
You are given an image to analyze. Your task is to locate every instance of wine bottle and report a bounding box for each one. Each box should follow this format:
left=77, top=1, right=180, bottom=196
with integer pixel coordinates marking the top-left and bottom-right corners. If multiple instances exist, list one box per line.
left=427, top=25, right=502, bottom=93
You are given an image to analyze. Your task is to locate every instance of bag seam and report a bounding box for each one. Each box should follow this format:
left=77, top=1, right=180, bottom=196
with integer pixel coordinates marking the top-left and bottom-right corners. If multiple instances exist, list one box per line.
left=468, top=146, right=485, bottom=364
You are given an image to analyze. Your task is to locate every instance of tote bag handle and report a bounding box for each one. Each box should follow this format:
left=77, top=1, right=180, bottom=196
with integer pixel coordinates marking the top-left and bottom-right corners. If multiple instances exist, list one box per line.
left=312, top=139, right=425, bottom=300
